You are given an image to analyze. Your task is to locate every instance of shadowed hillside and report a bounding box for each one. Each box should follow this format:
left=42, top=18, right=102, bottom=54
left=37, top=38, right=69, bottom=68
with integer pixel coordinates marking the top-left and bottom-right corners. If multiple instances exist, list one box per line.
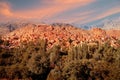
left=0, top=22, right=36, bottom=35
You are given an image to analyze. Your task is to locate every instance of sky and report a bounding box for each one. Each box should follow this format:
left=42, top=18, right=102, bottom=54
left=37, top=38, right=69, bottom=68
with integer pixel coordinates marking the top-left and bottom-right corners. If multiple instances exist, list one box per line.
left=0, top=0, right=120, bottom=25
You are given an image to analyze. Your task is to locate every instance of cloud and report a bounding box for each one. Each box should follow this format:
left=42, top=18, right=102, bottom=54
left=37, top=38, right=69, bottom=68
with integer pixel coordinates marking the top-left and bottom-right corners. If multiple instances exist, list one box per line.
left=67, top=10, right=95, bottom=23
left=0, top=0, right=95, bottom=22
left=0, top=2, right=13, bottom=17
left=1, top=0, right=120, bottom=25
left=96, top=6, right=120, bottom=20
left=76, top=6, right=120, bottom=24
left=48, top=10, right=95, bottom=23
left=54, top=0, right=94, bottom=4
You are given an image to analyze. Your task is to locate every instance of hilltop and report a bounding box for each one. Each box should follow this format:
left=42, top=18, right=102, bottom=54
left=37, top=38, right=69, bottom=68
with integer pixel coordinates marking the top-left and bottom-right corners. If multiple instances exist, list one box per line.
left=2, top=24, right=120, bottom=49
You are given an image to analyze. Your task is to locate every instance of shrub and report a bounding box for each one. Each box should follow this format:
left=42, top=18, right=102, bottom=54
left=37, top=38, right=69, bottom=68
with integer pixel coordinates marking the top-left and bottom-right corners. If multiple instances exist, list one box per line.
left=61, top=60, right=92, bottom=80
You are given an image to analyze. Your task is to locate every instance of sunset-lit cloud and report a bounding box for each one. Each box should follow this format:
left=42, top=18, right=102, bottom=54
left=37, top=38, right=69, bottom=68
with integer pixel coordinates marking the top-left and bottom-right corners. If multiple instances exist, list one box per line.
left=0, top=0, right=120, bottom=25
left=96, top=6, right=120, bottom=20
left=0, top=2, right=13, bottom=17
left=13, top=0, right=95, bottom=19
left=74, top=6, right=120, bottom=24
left=47, top=10, right=95, bottom=23
left=54, top=0, right=94, bottom=4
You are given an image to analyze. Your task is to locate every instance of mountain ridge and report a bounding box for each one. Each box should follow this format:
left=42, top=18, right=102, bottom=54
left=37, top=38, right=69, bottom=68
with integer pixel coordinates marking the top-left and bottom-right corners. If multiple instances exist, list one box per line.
left=2, top=24, right=120, bottom=49
left=0, top=18, right=120, bottom=36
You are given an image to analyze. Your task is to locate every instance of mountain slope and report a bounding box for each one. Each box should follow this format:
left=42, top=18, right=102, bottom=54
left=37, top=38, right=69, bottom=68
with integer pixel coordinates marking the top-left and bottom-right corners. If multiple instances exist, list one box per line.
left=2, top=24, right=120, bottom=48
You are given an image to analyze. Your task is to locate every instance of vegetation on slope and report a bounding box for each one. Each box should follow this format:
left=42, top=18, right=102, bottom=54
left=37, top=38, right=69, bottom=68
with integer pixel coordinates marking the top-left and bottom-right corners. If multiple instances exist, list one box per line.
left=0, top=37, right=120, bottom=80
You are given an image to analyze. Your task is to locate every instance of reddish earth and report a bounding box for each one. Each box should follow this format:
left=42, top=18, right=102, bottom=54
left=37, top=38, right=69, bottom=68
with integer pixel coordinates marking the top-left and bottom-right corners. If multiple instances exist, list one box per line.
left=2, top=24, right=120, bottom=48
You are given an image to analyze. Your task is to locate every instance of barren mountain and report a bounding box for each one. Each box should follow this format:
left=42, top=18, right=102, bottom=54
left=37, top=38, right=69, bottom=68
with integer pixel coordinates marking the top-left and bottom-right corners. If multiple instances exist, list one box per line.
left=97, top=18, right=120, bottom=30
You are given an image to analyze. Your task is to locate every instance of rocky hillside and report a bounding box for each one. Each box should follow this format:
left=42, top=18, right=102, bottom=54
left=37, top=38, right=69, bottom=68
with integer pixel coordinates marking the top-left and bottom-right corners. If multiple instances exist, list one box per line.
left=2, top=24, right=120, bottom=49
left=0, top=24, right=120, bottom=80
